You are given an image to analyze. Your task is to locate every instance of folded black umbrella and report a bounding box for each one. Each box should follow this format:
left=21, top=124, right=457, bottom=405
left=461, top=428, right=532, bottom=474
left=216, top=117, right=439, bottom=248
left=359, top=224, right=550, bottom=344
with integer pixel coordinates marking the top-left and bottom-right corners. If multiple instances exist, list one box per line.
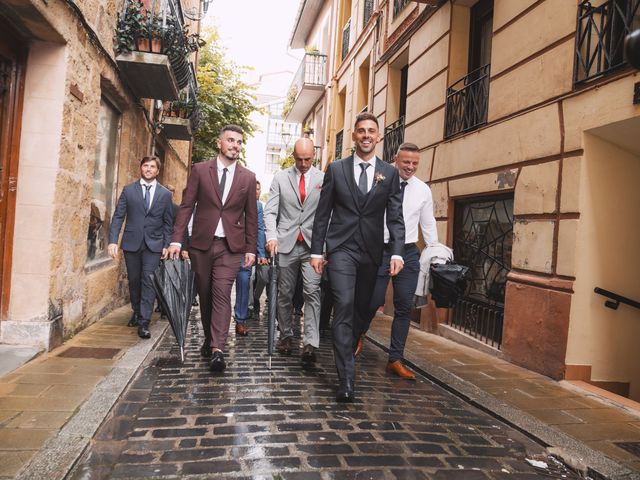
left=151, top=259, right=195, bottom=361
left=267, top=254, right=278, bottom=369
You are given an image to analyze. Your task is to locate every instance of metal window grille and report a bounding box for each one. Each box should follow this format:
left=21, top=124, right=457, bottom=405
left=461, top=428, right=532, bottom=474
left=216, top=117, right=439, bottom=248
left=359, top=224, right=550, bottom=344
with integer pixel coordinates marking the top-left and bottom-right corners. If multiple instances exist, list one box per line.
left=341, top=19, right=351, bottom=61
left=335, top=130, right=344, bottom=159
left=364, top=0, right=374, bottom=26
left=383, top=116, right=405, bottom=163
left=444, top=64, right=490, bottom=138
left=448, top=196, right=514, bottom=349
left=574, top=0, right=640, bottom=85
left=393, top=0, right=409, bottom=18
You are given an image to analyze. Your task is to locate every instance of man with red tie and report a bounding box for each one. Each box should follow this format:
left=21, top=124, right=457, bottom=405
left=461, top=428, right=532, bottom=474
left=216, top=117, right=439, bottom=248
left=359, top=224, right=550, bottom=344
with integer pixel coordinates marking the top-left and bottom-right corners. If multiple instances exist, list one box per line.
left=264, top=138, right=324, bottom=364
left=168, top=125, right=257, bottom=373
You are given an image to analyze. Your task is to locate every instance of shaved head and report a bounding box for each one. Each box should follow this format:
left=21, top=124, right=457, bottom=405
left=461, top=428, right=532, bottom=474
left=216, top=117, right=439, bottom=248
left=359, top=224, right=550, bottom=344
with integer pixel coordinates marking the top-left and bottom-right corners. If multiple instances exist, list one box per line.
left=293, top=137, right=315, bottom=174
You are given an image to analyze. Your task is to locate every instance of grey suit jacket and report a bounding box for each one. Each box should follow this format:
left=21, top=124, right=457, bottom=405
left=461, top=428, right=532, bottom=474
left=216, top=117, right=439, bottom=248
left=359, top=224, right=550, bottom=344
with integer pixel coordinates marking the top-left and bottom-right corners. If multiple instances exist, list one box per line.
left=264, top=165, right=324, bottom=255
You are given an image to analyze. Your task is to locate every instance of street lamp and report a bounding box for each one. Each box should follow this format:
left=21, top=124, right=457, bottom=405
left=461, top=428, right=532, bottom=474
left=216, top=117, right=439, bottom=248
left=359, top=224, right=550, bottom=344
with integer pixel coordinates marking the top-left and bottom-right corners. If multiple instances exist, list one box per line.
left=281, top=131, right=292, bottom=148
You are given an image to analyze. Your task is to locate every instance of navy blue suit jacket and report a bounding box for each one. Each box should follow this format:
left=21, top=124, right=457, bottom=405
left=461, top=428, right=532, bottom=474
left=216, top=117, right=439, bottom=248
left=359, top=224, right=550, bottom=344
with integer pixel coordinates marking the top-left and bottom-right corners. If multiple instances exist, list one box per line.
left=108, top=181, right=174, bottom=253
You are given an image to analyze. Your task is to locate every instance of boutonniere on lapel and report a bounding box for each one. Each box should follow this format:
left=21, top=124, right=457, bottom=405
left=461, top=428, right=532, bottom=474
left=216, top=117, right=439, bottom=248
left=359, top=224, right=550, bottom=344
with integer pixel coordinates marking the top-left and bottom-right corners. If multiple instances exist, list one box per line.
left=374, top=172, right=386, bottom=186
left=315, top=185, right=322, bottom=191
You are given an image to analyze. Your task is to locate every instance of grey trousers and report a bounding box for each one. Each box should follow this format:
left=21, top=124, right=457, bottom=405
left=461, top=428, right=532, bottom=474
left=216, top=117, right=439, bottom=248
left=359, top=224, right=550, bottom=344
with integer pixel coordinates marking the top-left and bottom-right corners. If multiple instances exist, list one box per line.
left=277, top=242, right=322, bottom=348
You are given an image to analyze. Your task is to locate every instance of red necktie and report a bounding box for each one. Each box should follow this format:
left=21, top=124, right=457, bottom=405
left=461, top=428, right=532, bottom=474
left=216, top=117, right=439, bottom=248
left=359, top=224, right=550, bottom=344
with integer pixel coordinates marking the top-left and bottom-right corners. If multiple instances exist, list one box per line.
left=298, top=174, right=306, bottom=241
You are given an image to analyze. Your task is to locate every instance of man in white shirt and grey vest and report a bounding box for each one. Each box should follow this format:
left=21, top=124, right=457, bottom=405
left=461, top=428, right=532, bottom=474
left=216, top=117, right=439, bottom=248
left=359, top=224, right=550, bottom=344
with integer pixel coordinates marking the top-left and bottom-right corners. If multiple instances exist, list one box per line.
left=358, top=142, right=438, bottom=379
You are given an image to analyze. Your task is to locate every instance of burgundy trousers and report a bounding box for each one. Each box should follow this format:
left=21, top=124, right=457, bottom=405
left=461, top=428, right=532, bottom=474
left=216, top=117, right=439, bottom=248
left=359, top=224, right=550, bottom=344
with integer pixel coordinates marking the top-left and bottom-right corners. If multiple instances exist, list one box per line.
left=190, top=238, right=243, bottom=350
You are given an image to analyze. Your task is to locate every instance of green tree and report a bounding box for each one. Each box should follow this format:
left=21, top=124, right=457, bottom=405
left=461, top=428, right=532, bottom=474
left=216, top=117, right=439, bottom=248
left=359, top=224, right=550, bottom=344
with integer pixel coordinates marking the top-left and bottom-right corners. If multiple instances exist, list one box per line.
left=193, top=27, right=258, bottom=163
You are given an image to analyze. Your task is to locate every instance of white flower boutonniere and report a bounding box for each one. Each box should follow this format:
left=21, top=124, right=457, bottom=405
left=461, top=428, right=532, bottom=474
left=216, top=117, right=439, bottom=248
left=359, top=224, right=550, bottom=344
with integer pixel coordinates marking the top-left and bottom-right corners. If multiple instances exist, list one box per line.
left=374, top=172, right=386, bottom=186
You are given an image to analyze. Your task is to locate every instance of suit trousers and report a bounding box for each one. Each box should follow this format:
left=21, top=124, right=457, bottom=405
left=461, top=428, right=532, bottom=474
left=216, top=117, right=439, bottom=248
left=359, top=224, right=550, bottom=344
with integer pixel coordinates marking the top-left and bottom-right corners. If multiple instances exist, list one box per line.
left=277, top=242, right=322, bottom=348
left=328, top=241, right=378, bottom=382
left=123, top=245, right=162, bottom=325
left=234, top=260, right=252, bottom=324
left=190, top=238, right=243, bottom=350
left=364, top=244, right=420, bottom=362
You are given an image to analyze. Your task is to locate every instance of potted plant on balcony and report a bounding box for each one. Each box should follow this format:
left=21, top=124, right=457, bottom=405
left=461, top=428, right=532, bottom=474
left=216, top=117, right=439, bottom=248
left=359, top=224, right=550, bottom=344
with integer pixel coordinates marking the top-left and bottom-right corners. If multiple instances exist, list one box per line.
left=114, top=0, right=147, bottom=55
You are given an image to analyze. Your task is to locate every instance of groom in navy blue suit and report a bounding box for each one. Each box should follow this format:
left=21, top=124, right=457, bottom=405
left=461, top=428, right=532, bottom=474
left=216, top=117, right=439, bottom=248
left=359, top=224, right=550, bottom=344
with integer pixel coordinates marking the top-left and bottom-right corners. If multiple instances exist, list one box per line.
left=108, top=156, right=174, bottom=338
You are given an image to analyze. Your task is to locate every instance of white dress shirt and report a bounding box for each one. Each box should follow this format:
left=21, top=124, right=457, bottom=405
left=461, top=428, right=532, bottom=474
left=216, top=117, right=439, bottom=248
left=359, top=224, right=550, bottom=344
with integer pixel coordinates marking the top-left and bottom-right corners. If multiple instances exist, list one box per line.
left=139, top=179, right=158, bottom=208
left=214, top=159, right=236, bottom=237
left=384, top=175, right=438, bottom=245
left=353, top=153, right=375, bottom=192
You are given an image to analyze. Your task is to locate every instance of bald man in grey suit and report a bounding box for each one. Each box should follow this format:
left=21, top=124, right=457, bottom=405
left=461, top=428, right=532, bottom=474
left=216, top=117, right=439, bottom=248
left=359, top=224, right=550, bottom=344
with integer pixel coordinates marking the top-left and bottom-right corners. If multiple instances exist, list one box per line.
left=264, top=138, right=324, bottom=363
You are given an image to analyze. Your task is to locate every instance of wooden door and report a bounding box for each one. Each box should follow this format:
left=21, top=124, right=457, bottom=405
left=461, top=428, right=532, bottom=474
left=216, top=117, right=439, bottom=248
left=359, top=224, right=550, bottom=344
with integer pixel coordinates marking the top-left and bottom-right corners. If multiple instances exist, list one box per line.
left=0, top=22, right=26, bottom=319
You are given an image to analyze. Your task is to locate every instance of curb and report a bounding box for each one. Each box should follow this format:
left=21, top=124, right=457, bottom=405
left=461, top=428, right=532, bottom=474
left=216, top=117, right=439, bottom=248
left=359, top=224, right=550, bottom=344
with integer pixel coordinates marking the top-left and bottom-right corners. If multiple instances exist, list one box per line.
left=15, top=321, right=169, bottom=480
left=365, top=331, right=639, bottom=480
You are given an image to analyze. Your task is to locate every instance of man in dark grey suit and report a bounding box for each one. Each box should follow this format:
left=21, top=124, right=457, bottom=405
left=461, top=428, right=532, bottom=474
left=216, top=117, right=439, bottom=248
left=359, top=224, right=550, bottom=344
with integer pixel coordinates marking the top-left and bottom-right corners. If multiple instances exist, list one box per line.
left=311, top=112, right=405, bottom=402
left=108, top=156, right=173, bottom=339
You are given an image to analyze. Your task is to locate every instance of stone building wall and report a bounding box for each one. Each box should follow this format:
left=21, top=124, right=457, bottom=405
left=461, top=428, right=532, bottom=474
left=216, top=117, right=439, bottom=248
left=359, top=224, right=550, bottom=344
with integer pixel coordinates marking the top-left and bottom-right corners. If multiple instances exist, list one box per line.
left=1, top=0, right=193, bottom=348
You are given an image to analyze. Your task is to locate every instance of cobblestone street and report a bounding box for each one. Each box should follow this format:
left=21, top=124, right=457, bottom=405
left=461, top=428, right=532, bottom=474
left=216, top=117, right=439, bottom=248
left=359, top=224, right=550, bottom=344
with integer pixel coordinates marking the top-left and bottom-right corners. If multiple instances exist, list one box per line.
left=68, top=308, right=583, bottom=479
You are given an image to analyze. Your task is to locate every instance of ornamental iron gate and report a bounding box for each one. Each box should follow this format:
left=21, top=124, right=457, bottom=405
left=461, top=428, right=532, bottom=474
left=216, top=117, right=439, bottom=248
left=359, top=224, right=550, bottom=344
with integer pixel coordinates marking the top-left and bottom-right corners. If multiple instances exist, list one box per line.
left=449, top=196, right=514, bottom=349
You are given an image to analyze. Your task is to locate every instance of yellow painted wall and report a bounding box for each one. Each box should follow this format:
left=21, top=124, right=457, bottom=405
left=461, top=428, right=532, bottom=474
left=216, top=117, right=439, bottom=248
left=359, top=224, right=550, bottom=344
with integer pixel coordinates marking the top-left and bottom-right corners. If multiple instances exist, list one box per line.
left=566, top=134, right=640, bottom=400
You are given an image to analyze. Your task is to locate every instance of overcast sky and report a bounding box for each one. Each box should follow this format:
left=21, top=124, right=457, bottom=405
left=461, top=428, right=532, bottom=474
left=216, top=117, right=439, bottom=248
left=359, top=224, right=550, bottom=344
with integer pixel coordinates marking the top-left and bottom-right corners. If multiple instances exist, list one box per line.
left=204, top=0, right=303, bottom=85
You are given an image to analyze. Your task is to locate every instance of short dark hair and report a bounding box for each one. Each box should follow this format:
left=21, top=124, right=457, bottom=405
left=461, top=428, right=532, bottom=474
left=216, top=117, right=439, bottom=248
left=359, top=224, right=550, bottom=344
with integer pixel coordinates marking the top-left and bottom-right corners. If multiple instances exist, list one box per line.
left=256, top=180, right=261, bottom=186
left=219, top=125, right=244, bottom=137
left=396, top=142, right=419, bottom=156
left=354, top=112, right=379, bottom=129
left=141, top=156, right=161, bottom=169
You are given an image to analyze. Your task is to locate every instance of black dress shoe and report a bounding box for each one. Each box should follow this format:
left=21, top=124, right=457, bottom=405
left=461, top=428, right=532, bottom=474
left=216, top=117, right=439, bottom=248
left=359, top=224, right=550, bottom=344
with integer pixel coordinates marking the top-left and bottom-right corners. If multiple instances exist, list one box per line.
left=200, top=343, right=212, bottom=358
left=137, top=324, right=151, bottom=339
left=209, top=351, right=226, bottom=372
left=336, top=379, right=354, bottom=403
left=127, top=313, right=139, bottom=327
left=301, top=344, right=316, bottom=364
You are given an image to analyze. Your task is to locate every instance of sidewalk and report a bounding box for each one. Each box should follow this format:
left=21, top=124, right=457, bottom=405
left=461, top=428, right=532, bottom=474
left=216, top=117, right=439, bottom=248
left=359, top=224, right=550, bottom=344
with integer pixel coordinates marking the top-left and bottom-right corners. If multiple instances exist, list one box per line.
left=0, top=306, right=167, bottom=479
left=366, top=313, right=640, bottom=480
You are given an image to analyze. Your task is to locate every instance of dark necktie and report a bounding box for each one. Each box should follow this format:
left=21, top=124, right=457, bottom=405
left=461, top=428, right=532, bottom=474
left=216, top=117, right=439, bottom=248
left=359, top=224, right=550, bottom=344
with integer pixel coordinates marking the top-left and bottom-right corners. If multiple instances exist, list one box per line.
left=219, top=167, right=228, bottom=200
left=143, top=184, right=151, bottom=212
left=400, top=180, right=408, bottom=200
left=358, top=163, right=369, bottom=194
left=298, top=174, right=306, bottom=242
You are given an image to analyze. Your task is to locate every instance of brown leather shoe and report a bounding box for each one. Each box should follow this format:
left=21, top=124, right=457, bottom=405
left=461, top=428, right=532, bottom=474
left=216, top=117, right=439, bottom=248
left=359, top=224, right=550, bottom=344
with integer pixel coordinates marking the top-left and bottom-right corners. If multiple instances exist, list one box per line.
left=386, top=360, right=416, bottom=380
left=235, top=323, right=249, bottom=336
left=276, top=337, right=292, bottom=355
left=354, top=335, right=365, bottom=357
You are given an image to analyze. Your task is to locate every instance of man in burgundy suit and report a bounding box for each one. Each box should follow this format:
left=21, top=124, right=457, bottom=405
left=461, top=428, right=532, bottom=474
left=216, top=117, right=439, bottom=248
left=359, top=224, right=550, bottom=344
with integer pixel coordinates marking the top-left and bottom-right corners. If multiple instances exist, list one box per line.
left=168, top=125, right=258, bottom=372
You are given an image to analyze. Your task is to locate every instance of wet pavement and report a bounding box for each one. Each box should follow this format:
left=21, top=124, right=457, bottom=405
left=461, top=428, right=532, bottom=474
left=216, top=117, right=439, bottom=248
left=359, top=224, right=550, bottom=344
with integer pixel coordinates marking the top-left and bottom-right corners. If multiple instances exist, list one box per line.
left=68, top=308, right=585, bottom=480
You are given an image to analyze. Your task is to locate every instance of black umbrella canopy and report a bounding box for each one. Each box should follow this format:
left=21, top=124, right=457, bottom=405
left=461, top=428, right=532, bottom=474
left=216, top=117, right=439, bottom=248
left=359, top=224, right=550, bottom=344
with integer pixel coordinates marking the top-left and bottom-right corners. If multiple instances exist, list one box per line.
left=151, top=259, right=195, bottom=361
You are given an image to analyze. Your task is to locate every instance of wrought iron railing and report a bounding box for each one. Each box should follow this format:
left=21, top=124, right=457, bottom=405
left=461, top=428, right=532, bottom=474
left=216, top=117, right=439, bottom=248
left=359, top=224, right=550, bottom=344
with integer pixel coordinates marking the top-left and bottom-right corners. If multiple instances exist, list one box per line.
left=444, top=64, right=490, bottom=138
left=293, top=53, right=327, bottom=91
left=342, top=19, right=351, bottom=61
left=383, top=116, right=405, bottom=163
left=574, top=0, right=640, bottom=85
left=335, top=130, right=344, bottom=159
left=364, top=0, right=375, bottom=26
left=449, top=196, right=514, bottom=350
left=393, top=0, right=410, bottom=18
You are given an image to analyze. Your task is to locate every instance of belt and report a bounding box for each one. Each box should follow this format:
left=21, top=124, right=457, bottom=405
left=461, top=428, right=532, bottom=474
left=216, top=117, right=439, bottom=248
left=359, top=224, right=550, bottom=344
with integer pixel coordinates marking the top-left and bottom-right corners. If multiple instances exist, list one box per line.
left=213, top=235, right=225, bottom=240
left=384, top=242, right=417, bottom=251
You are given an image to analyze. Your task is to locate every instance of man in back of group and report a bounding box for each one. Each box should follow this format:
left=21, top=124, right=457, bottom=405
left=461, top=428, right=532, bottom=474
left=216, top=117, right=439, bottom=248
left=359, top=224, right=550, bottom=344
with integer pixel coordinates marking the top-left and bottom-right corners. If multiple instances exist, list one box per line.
left=107, top=156, right=174, bottom=339
left=265, top=137, right=324, bottom=364
left=359, top=142, right=438, bottom=379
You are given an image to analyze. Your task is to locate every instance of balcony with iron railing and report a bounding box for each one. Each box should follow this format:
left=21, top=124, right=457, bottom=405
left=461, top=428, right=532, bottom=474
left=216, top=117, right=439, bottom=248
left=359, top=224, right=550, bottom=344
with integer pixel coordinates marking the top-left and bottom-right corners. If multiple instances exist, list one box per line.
left=444, top=64, right=490, bottom=139
left=341, top=19, right=351, bottom=61
left=160, top=63, right=200, bottom=141
left=283, top=53, right=328, bottom=123
left=574, top=0, right=640, bottom=85
left=364, top=0, right=374, bottom=26
left=115, top=0, right=200, bottom=100
left=383, top=116, right=405, bottom=163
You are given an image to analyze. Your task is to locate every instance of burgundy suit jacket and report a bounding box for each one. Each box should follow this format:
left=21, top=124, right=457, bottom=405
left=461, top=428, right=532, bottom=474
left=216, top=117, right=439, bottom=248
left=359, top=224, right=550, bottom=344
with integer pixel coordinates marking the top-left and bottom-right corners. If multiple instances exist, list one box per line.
left=172, top=159, right=258, bottom=254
